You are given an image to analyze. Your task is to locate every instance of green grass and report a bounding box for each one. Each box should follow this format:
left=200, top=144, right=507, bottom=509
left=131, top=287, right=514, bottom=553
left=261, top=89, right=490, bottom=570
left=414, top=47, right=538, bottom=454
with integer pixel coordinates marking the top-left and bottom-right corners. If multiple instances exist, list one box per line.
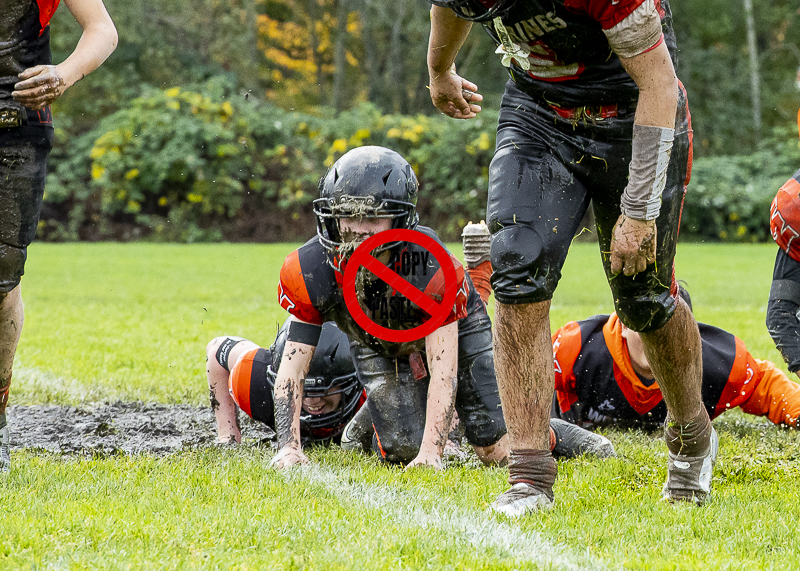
left=3, top=241, right=798, bottom=570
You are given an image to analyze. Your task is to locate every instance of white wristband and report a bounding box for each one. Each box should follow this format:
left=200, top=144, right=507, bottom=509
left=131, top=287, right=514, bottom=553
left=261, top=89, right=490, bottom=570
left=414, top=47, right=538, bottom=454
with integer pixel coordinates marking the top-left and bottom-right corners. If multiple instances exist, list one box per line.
left=621, top=124, right=674, bottom=220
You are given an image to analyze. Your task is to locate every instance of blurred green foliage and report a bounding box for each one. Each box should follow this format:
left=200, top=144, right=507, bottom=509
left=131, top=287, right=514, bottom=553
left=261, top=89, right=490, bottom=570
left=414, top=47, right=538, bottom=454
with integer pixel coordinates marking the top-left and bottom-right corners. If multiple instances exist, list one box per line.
left=41, top=77, right=800, bottom=243
left=42, top=80, right=498, bottom=242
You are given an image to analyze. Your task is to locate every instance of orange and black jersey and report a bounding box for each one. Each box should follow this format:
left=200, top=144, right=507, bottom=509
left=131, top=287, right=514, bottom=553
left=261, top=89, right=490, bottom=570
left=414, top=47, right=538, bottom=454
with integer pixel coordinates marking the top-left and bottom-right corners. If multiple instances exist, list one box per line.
left=553, top=313, right=800, bottom=429
left=479, top=0, right=677, bottom=107
left=1, top=0, right=60, bottom=123
left=278, top=227, right=482, bottom=357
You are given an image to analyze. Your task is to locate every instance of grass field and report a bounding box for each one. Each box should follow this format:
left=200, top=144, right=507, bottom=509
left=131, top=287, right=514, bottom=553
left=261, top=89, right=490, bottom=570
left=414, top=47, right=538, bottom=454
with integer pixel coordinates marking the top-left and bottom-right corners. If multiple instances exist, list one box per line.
left=2, top=241, right=798, bottom=570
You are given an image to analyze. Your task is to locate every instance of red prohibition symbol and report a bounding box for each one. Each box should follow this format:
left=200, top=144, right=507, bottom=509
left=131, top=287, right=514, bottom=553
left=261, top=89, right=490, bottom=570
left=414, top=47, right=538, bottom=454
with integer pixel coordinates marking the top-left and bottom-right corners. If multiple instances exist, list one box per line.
left=342, top=229, right=458, bottom=343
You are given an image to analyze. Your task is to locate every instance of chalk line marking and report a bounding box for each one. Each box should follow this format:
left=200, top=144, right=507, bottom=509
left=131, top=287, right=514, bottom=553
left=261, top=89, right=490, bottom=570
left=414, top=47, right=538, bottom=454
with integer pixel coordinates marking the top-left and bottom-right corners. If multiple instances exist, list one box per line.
left=285, top=462, right=613, bottom=571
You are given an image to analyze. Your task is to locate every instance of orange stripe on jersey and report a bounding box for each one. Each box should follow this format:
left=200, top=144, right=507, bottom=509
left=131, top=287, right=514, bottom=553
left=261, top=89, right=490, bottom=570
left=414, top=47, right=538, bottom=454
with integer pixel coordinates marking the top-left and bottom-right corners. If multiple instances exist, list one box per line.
left=278, top=250, right=324, bottom=324
left=603, top=314, right=663, bottom=415
left=552, top=321, right=582, bottom=413
left=739, top=358, right=800, bottom=426
left=228, top=349, right=257, bottom=418
left=373, top=425, right=386, bottom=459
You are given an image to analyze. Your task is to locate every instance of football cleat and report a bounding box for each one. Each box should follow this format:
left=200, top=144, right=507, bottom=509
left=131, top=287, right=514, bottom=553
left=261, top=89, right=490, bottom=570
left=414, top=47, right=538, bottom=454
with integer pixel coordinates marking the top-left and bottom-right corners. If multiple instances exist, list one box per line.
left=489, top=482, right=554, bottom=517
left=662, top=427, right=718, bottom=506
left=550, top=418, right=616, bottom=459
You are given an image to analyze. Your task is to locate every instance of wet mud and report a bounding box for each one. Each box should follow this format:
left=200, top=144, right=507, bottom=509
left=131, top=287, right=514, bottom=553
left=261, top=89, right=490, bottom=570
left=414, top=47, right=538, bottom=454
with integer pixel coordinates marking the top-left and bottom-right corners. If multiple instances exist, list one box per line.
left=6, top=402, right=276, bottom=456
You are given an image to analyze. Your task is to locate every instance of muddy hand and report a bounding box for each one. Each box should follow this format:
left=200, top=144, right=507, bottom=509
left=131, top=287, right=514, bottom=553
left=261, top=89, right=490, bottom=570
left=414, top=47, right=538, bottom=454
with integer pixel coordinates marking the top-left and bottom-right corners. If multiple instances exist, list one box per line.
left=610, top=215, right=657, bottom=276
left=429, top=64, right=482, bottom=120
left=13, top=65, right=68, bottom=110
left=405, top=450, right=443, bottom=471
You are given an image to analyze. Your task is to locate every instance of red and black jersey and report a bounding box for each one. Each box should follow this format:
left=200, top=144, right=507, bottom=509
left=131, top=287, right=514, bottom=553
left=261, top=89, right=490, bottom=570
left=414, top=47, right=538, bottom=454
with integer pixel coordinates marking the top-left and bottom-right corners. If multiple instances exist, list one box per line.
left=1, top=1, right=60, bottom=122
left=767, top=169, right=800, bottom=372
left=278, top=227, right=481, bottom=357
left=479, top=0, right=678, bottom=107
left=553, top=313, right=800, bottom=429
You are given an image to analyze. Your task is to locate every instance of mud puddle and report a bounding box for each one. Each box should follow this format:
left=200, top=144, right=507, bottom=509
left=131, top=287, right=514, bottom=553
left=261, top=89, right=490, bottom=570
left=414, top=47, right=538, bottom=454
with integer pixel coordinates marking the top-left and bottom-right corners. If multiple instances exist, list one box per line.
left=6, top=402, right=275, bottom=456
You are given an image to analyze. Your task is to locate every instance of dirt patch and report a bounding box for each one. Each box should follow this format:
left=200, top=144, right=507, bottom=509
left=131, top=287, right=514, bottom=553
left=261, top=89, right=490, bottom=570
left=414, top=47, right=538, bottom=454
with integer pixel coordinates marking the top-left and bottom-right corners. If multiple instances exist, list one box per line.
left=6, top=402, right=276, bottom=456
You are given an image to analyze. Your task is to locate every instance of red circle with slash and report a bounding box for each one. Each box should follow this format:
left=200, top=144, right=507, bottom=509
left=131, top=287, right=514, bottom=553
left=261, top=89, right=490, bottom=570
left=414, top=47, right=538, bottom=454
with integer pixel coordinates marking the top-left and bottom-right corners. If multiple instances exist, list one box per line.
left=342, top=229, right=458, bottom=343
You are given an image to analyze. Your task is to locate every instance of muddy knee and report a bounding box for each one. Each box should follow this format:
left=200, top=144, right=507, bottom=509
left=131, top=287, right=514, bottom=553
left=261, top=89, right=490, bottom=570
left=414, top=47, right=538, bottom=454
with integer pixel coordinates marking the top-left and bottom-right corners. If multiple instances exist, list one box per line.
left=489, top=225, right=559, bottom=304
left=0, top=245, right=26, bottom=294
left=614, top=290, right=678, bottom=333
left=372, top=430, right=423, bottom=464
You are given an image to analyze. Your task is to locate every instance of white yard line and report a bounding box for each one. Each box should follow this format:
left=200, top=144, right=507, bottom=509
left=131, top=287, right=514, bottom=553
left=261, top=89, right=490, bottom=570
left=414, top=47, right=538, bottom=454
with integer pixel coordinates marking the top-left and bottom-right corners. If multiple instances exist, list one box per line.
left=288, top=462, right=612, bottom=571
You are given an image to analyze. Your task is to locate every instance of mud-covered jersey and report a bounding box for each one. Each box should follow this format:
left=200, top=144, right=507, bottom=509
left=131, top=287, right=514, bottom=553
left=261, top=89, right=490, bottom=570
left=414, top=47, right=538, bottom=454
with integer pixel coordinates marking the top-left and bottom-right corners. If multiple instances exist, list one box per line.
left=278, top=226, right=481, bottom=358
left=0, top=0, right=60, bottom=124
left=479, top=0, right=678, bottom=107
left=552, top=313, right=800, bottom=428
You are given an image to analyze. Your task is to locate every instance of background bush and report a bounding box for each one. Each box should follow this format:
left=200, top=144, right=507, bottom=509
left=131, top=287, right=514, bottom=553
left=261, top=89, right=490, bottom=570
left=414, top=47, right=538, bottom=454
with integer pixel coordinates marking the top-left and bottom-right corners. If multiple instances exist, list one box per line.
left=41, top=79, right=800, bottom=243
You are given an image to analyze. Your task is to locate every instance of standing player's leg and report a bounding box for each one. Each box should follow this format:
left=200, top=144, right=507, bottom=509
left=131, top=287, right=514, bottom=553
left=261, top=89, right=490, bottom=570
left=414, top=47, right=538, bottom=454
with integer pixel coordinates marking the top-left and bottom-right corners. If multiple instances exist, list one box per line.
left=485, top=83, right=593, bottom=514
left=0, top=127, right=54, bottom=472
left=461, top=226, right=616, bottom=462
left=0, top=286, right=22, bottom=471
left=597, top=86, right=714, bottom=504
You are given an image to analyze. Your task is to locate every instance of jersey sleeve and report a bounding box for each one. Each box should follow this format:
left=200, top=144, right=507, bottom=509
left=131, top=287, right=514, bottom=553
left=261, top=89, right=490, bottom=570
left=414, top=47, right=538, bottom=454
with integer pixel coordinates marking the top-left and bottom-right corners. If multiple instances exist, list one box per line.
left=739, top=359, right=800, bottom=427
left=278, top=250, right=325, bottom=325
left=566, top=0, right=663, bottom=59
left=710, top=336, right=800, bottom=427
left=767, top=249, right=800, bottom=372
left=552, top=321, right=583, bottom=415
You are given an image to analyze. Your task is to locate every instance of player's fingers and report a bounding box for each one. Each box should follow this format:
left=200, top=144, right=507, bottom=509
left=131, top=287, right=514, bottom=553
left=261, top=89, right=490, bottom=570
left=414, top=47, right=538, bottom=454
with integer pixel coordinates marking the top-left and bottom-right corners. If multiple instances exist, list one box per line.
left=623, top=256, right=637, bottom=277
left=461, top=78, right=479, bottom=92
left=635, top=255, right=647, bottom=275
left=17, top=65, right=46, bottom=80
left=610, top=252, right=622, bottom=275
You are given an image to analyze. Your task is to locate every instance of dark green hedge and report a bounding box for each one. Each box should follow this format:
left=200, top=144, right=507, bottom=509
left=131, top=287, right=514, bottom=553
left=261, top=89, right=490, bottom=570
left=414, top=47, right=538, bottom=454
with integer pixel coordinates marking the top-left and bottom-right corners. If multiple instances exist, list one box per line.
left=40, top=79, right=800, bottom=243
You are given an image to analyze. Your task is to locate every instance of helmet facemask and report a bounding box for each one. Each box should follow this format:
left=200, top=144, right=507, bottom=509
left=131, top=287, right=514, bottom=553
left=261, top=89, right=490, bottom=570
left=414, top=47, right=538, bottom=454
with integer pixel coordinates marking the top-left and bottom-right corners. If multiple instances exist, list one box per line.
left=314, top=146, right=420, bottom=272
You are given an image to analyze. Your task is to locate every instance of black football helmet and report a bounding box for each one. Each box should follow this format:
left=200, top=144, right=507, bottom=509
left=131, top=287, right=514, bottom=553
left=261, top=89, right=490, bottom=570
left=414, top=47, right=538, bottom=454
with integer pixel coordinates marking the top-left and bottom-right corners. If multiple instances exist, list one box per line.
left=267, top=319, right=362, bottom=437
left=427, top=0, right=518, bottom=22
left=314, top=146, right=419, bottom=269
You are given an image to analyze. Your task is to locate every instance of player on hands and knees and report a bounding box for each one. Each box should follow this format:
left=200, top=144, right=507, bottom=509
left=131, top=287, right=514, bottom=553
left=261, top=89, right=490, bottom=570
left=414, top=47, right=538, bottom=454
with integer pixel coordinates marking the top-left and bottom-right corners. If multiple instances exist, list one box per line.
left=271, top=146, right=509, bottom=469
left=270, top=146, right=610, bottom=470
left=551, top=287, right=800, bottom=440
left=206, top=320, right=365, bottom=446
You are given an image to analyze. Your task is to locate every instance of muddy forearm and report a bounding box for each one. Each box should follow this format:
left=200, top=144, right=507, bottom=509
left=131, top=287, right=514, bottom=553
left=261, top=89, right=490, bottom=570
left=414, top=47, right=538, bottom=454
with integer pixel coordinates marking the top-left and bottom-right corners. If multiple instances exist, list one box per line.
left=273, top=340, right=315, bottom=449
left=274, top=376, right=302, bottom=449
left=421, top=322, right=459, bottom=456
left=421, top=372, right=457, bottom=456
left=208, top=367, right=241, bottom=443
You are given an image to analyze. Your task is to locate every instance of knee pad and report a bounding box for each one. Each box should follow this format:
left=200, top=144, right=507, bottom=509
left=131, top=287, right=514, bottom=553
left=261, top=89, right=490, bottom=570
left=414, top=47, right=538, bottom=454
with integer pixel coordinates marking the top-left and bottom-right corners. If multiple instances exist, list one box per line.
left=614, top=289, right=678, bottom=333
left=0, top=245, right=26, bottom=293
left=490, top=225, right=557, bottom=303
left=371, top=429, right=422, bottom=465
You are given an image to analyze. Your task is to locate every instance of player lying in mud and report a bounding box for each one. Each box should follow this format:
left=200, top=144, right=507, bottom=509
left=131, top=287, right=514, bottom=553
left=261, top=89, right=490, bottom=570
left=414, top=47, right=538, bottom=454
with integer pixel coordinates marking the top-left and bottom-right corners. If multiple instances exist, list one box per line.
left=208, top=146, right=612, bottom=470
